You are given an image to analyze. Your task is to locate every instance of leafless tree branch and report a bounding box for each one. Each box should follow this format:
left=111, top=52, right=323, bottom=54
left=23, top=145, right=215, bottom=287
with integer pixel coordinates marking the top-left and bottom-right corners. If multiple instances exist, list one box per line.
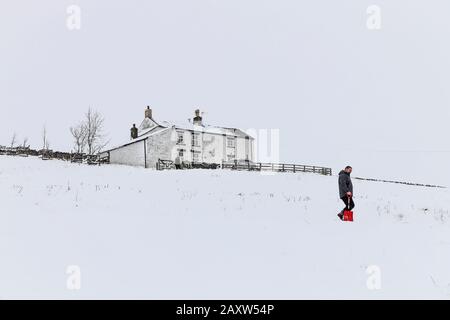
left=10, top=132, right=17, bottom=148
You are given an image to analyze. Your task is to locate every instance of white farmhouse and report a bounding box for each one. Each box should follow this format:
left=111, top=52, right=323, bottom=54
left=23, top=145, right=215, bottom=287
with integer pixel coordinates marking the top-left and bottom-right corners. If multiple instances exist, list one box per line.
left=104, top=107, right=255, bottom=168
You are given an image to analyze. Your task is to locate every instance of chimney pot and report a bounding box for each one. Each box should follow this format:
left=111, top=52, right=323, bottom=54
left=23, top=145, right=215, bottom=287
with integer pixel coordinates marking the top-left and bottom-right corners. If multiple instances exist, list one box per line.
left=193, top=109, right=203, bottom=126
left=145, top=106, right=152, bottom=119
left=131, top=123, right=138, bottom=139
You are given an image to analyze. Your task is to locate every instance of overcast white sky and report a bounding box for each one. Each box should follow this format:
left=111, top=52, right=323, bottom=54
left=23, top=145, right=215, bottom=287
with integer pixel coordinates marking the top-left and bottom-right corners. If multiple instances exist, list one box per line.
left=1, top=0, right=450, bottom=184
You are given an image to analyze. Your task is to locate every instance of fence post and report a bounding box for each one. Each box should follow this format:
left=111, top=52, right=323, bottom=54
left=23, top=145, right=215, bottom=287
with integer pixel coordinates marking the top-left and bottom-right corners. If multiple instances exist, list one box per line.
left=293, top=165, right=296, bottom=173
left=282, top=164, right=285, bottom=172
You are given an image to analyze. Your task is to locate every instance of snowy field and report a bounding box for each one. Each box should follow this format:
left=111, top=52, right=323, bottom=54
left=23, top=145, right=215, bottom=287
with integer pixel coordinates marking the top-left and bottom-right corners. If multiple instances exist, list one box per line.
left=1, top=155, right=450, bottom=299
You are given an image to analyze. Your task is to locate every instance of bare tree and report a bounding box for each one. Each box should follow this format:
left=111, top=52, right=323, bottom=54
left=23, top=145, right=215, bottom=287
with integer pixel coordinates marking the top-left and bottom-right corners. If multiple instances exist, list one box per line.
left=84, top=107, right=108, bottom=154
left=10, top=132, right=17, bottom=148
left=22, top=137, right=29, bottom=148
left=70, top=123, right=87, bottom=153
left=42, top=126, right=48, bottom=150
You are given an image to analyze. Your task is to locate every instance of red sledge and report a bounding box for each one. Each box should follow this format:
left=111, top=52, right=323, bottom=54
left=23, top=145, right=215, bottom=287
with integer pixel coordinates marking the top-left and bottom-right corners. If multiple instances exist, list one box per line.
left=342, top=196, right=353, bottom=222
left=343, top=209, right=353, bottom=222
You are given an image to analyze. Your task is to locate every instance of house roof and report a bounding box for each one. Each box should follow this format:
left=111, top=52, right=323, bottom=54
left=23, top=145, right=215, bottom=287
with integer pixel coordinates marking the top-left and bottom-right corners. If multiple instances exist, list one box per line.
left=137, top=124, right=163, bottom=138
left=106, top=127, right=170, bottom=152
left=158, top=120, right=254, bottom=139
left=106, top=116, right=253, bottom=153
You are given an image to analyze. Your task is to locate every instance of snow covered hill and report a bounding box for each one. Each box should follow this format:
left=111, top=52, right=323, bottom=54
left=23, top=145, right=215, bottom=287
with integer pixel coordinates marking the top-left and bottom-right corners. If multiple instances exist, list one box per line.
left=1, top=155, right=450, bottom=299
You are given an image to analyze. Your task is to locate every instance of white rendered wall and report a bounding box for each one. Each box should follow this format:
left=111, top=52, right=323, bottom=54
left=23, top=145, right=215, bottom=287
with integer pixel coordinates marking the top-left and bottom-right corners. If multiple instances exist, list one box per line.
left=145, top=129, right=177, bottom=168
left=109, top=140, right=146, bottom=167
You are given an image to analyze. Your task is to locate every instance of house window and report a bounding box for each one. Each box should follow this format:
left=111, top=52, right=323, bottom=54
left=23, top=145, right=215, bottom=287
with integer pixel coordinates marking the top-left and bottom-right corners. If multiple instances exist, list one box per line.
left=192, top=133, right=200, bottom=147
left=227, top=137, right=235, bottom=148
left=177, top=131, right=184, bottom=144
left=192, top=151, right=200, bottom=162
left=178, top=149, right=184, bottom=158
left=227, top=154, right=235, bottom=161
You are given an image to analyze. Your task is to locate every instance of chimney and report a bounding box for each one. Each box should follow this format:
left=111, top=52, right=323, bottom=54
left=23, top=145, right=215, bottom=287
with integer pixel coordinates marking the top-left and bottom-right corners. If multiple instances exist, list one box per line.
left=130, top=123, right=138, bottom=139
left=193, top=109, right=203, bottom=126
left=145, top=106, right=152, bottom=119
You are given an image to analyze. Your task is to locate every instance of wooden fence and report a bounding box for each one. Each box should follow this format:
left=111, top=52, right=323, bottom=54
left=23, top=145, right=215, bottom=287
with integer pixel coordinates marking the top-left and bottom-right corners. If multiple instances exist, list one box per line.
left=156, top=158, right=332, bottom=176
left=156, top=159, right=175, bottom=170
left=221, top=160, right=332, bottom=176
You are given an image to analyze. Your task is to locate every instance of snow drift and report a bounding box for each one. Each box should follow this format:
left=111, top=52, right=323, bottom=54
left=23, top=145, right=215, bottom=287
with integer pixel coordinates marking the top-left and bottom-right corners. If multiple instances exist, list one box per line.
left=1, top=156, right=450, bottom=299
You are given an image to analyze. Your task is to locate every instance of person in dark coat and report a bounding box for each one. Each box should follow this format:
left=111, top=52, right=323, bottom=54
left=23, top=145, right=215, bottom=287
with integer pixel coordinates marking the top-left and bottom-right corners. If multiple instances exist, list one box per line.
left=338, top=166, right=354, bottom=220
